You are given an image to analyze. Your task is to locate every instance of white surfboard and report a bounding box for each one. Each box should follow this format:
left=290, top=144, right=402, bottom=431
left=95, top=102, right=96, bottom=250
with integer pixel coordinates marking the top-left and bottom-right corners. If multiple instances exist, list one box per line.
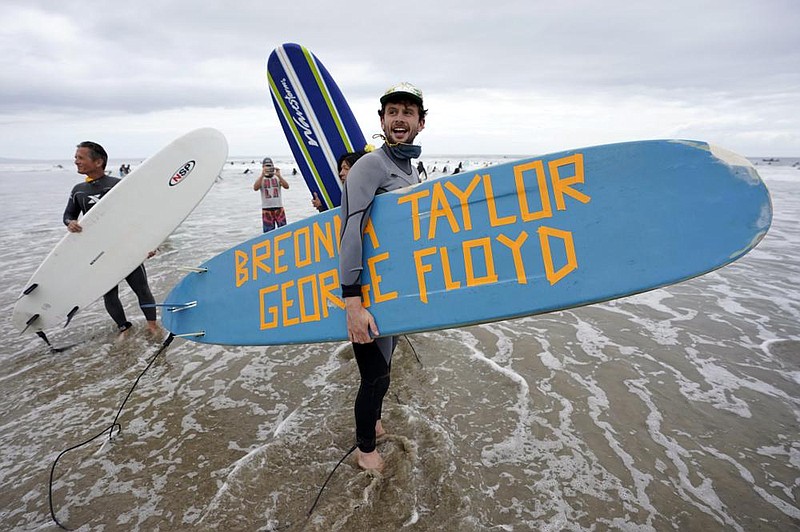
left=12, top=127, right=229, bottom=333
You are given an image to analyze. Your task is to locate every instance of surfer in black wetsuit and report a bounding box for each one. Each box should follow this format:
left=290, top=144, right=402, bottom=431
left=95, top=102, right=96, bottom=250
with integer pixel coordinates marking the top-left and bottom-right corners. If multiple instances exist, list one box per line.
left=339, top=82, right=426, bottom=471
left=64, top=141, right=160, bottom=337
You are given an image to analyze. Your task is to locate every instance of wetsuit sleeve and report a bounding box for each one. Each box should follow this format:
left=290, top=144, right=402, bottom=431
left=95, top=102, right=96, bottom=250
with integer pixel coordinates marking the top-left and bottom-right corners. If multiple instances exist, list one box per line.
left=63, top=185, right=81, bottom=225
left=339, top=155, right=383, bottom=298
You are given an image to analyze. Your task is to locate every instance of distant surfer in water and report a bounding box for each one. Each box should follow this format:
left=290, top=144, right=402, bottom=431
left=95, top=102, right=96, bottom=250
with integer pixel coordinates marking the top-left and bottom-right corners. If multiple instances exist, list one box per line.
left=64, top=141, right=161, bottom=338
left=252, top=157, right=289, bottom=233
left=312, top=150, right=366, bottom=212
left=339, top=82, right=427, bottom=471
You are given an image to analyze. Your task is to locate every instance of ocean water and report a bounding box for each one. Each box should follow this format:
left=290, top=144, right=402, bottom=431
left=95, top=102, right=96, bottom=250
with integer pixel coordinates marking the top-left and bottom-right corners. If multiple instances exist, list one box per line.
left=0, top=155, right=798, bottom=531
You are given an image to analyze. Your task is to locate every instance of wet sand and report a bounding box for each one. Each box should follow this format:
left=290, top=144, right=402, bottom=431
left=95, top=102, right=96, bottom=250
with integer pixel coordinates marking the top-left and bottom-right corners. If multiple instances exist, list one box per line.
left=1, top=159, right=798, bottom=530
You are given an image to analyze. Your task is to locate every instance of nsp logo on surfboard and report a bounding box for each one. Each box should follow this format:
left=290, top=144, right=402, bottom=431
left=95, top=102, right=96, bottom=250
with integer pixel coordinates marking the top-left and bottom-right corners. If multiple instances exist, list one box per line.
left=279, top=78, right=319, bottom=148
left=169, top=161, right=196, bottom=186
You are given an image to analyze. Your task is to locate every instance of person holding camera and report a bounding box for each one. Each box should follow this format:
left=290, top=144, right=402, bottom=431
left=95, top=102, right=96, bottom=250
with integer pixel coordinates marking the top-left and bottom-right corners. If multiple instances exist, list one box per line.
left=253, top=156, right=289, bottom=233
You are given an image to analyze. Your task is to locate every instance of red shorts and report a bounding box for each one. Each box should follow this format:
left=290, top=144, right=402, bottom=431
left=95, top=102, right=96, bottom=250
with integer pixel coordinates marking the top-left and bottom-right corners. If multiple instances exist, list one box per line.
left=262, top=207, right=287, bottom=233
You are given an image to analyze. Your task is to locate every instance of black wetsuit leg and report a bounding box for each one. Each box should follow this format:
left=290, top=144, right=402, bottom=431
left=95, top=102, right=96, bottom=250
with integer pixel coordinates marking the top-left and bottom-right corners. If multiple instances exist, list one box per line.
left=125, top=264, right=157, bottom=321
left=103, top=285, right=130, bottom=330
left=354, top=341, right=392, bottom=453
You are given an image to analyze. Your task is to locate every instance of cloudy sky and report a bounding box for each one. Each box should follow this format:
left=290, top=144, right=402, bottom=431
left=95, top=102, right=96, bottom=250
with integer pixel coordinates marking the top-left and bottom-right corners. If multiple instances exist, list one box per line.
left=1, top=0, right=798, bottom=159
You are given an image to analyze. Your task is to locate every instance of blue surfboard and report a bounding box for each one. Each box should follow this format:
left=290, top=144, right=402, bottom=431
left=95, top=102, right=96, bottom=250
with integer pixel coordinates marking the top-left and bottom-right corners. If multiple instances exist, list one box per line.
left=267, top=43, right=367, bottom=210
left=162, top=140, right=771, bottom=346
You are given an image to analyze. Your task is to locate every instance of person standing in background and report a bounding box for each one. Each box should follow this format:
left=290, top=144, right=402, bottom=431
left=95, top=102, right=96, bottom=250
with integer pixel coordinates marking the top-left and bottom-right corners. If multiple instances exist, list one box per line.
left=65, top=141, right=161, bottom=338
left=312, top=150, right=367, bottom=212
left=417, top=160, right=428, bottom=180
left=253, top=157, right=289, bottom=233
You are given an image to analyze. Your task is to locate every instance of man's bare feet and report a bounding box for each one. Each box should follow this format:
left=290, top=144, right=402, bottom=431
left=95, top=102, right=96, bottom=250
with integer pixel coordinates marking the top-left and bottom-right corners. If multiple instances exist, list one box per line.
left=356, top=449, right=384, bottom=471
left=375, top=420, right=386, bottom=439
left=145, top=320, right=163, bottom=336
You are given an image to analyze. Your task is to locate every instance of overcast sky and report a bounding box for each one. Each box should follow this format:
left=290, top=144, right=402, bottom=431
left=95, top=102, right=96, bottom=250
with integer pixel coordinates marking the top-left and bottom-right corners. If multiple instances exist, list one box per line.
left=1, top=0, right=798, bottom=159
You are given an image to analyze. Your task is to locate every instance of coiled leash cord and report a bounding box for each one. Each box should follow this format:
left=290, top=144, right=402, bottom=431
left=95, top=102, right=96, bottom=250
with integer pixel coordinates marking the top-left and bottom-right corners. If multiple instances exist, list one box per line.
left=49, top=334, right=420, bottom=529
left=48, top=333, right=175, bottom=530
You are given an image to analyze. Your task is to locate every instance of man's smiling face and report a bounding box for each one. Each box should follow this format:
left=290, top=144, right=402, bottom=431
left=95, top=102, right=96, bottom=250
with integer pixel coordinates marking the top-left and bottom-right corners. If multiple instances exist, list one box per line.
left=74, top=147, right=103, bottom=177
left=380, top=101, right=425, bottom=145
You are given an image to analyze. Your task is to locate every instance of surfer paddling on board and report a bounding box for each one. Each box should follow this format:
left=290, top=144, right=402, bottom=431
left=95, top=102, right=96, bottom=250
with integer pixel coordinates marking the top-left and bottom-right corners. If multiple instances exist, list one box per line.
left=339, top=82, right=426, bottom=471
left=64, top=141, right=161, bottom=338
left=253, top=157, right=289, bottom=233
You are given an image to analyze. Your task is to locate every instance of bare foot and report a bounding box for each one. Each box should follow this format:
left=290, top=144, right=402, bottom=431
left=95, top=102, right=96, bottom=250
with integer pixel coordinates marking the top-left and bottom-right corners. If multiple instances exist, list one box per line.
left=145, top=321, right=163, bottom=336
left=375, top=420, right=386, bottom=439
left=356, top=449, right=384, bottom=471
left=116, top=327, right=132, bottom=342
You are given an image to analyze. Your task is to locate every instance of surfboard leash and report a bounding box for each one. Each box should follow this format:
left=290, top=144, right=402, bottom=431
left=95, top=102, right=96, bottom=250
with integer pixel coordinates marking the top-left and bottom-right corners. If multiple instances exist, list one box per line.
left=47, top=332, right=392, bottom=529
left=304, top=334, right=420, bottom=522
left=251, top=443, right=358, bottom=531
left=403, top=335, right=423, bottom=367
left=47, top=332, right=175, bottom=530
left=297, top=334, right=420, bottom=522
left=306, top=443, right=358, bottom=517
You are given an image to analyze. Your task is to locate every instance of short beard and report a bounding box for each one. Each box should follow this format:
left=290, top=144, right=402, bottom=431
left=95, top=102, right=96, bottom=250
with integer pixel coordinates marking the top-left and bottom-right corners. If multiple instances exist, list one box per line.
left=384, top=127, right=416, bottom=146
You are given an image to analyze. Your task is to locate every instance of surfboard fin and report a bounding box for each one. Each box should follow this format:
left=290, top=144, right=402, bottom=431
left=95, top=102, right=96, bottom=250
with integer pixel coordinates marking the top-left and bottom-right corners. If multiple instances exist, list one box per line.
left=173, top=330, right=205, bottom=338
left=36, top=330, right=52, bottom=347
left=176, top=266, right=208, bottom=273
left=166, top=301, right=197, bottom=312
left=16, top=283, right=39, bottom=302
left=34, top=330, right=77, bottom=353
left=20, top=313, right=40, bottom=335
left=23, top=319, right=67, bottom=352
left=64, top=306, right=79, bottom=327
left=22, top=283, right=39, bottom=295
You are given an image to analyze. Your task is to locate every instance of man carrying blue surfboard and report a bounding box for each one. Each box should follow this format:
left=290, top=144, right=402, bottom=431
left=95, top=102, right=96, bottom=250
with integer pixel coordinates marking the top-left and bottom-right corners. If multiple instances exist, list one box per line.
left=339, top=82, right=427, bottom=471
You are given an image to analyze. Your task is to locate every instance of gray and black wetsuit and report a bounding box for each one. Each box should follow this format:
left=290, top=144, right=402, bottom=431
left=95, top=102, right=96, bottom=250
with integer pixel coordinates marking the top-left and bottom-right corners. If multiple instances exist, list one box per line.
left=339, top=144, right=420, bottom=453
left=63, top=175, right=120, bottom=223
left=64, top=175, right=157, bottom=330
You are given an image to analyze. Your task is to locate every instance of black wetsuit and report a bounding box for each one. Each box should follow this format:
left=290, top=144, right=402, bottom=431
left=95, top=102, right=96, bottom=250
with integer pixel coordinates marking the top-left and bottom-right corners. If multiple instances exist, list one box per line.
left=339, top=144, right=420, bottom=453
left=63, top=175, right=156, bottom=330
